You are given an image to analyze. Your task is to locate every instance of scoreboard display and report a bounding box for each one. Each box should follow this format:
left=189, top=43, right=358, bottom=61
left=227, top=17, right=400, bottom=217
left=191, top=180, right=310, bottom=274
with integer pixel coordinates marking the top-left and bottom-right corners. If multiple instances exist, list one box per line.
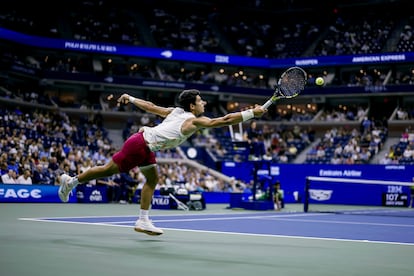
left=382, top=185, right=409, bottom=207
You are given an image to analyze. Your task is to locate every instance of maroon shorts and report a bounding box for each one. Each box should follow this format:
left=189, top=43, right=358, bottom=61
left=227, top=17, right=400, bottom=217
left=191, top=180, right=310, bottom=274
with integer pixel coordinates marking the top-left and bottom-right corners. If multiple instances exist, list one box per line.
left=112, top=132, right=156, bottom=173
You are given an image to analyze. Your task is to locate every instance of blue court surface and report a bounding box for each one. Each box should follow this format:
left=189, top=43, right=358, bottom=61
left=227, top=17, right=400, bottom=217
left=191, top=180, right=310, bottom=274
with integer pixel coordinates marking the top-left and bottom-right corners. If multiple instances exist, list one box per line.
left=3, top=203, right=414, bottom=276
left=22, top=210, right=414, bottom=245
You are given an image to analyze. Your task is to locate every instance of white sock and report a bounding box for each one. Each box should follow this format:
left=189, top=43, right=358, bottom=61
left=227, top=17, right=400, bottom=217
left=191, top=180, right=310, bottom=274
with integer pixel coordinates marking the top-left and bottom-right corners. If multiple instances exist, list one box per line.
left=139, top=209, right=149, bottom=221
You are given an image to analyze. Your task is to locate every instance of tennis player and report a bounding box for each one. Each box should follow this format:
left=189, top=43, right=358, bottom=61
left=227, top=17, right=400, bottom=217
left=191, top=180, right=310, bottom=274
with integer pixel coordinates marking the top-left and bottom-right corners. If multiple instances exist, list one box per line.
left=58, top=89, right=266, bottom=235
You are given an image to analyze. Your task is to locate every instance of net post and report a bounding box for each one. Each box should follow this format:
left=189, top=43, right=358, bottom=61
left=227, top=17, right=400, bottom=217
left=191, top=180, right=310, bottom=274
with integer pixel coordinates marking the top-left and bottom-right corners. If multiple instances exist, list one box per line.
left=304, top=177, right=310, bottom=213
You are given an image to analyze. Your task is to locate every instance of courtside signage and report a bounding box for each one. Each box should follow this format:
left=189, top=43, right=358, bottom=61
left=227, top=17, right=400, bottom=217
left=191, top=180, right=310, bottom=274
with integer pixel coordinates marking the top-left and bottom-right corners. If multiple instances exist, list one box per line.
left=2, top=27, right=413, bottom=68
left=0, top=184, right=64, bottom=203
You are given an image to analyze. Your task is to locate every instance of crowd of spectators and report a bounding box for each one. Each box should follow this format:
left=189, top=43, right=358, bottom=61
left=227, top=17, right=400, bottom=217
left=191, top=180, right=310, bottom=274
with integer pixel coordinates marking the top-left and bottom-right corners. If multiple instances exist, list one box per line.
left=0, top=105, right=115, bottom=184
left=0, top=100, right=252, bottom=200
left=380, top=126, right=414, bottom=165
left=1, top=87, right=413, bottom=203
left=1, top=0, right=414, bottom=88
left=196, top=119, right=315, bottom=163
left=317, top=104, right=368, bottom=122
left=306, top=114, right=389, bottom=164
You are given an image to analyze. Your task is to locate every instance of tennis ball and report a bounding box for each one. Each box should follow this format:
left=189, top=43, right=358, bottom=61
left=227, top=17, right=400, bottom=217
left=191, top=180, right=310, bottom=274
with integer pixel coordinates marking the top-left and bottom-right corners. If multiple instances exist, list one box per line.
left=315, top=77, right=324, bottom=86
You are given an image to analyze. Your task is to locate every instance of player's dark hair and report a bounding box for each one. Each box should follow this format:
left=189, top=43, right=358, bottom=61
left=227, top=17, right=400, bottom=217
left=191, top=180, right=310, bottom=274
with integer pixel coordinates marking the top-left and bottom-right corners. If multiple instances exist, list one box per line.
left=178, top=89, right=200, bottom=111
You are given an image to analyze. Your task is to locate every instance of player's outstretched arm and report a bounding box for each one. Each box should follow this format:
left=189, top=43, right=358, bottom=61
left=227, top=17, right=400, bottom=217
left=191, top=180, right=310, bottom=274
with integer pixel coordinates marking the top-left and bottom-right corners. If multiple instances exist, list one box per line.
left=118, top=93, right=173, bottom=117
left=191, top=105, right=266, bottom=130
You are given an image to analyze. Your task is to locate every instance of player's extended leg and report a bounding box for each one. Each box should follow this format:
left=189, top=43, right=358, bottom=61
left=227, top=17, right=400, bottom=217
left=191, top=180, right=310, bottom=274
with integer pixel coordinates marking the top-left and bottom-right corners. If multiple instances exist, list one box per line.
left=78, top=160, right=120, bottom=183
left=58, top=160, right=119, bottom=202
left=134, top=165, right=164, bottom=235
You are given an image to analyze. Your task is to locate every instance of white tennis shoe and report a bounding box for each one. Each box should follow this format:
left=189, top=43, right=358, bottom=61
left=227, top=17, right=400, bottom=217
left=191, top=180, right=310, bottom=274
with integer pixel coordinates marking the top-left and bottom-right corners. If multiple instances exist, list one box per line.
left=134, top=219, right=164, bottom=236
left=58, top=174, right=74, bottom=203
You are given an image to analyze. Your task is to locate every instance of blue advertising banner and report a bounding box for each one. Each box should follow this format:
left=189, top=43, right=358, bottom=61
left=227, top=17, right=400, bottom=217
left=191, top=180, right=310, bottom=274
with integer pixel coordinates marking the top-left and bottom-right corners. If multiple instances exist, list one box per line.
left=2, top=27, right=413, bottom=68
left=221, top=163, right=414, bottom=206
left=0, top=184, right=75, bottom=203
left=76, top=185, right=107, bottom=203
left=306, top=179, right=409, bottom=206
left=0, top=28, right=269, bottom=68
left=151, top=195, right=171, bottom=209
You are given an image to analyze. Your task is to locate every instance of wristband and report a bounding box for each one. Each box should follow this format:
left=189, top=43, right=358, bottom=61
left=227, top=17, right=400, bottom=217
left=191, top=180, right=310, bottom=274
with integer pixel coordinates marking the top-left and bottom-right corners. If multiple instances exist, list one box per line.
left=241, top=109, right=254, bottom=122
left=128, top=96, right=136, bottom=102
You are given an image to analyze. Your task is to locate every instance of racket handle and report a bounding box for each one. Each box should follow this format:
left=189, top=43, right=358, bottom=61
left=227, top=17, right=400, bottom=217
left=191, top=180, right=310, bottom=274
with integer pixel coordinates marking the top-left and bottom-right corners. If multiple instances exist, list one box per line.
left=262, top=99, right=274, bottom=109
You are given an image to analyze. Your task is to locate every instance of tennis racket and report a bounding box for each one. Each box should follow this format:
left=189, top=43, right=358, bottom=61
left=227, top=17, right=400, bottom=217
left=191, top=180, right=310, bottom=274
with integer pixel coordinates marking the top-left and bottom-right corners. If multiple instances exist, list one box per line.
left=262, top=66, right=307, bottom=109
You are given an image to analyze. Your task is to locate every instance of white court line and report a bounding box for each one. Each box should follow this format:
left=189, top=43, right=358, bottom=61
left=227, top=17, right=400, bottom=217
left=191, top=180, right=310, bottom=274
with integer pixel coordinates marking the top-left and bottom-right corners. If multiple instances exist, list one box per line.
left=20, top=212, right=414, bottom=227
left=254, top=216, right=414, bottom=228
left=18, top=212, right=321, bottom=225
left=18, top=211, right=292, bottom=220
left=18, top=214, right=414, bottom=246
left=160, top=227, right=414, bottom=246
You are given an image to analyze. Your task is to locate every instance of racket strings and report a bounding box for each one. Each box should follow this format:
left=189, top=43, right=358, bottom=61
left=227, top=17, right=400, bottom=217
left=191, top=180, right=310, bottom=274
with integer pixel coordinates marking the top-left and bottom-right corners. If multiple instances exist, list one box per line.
left=279, top=69, right=307, bottom=97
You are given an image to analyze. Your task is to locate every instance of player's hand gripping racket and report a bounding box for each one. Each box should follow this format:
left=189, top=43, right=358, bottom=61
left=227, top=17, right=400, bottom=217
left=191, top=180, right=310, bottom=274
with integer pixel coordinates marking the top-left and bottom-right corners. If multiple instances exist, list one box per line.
left=262, top=66, right=307, bottom=109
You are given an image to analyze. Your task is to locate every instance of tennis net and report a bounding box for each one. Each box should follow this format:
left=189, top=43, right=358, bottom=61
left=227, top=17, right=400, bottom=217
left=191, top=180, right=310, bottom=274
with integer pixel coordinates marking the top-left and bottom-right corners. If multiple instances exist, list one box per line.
left=303, top=176, right=414, bottom=217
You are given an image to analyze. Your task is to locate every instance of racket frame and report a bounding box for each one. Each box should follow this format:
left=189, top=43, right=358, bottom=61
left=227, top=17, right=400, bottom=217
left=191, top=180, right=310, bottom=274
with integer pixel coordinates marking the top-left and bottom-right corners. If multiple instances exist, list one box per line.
left=262, top=66, right=307, bottom=109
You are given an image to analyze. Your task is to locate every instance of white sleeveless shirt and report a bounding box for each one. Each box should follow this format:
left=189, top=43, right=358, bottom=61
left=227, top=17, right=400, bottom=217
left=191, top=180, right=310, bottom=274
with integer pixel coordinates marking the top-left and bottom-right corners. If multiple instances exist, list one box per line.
left=141, top=107, right=196, bottom=152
